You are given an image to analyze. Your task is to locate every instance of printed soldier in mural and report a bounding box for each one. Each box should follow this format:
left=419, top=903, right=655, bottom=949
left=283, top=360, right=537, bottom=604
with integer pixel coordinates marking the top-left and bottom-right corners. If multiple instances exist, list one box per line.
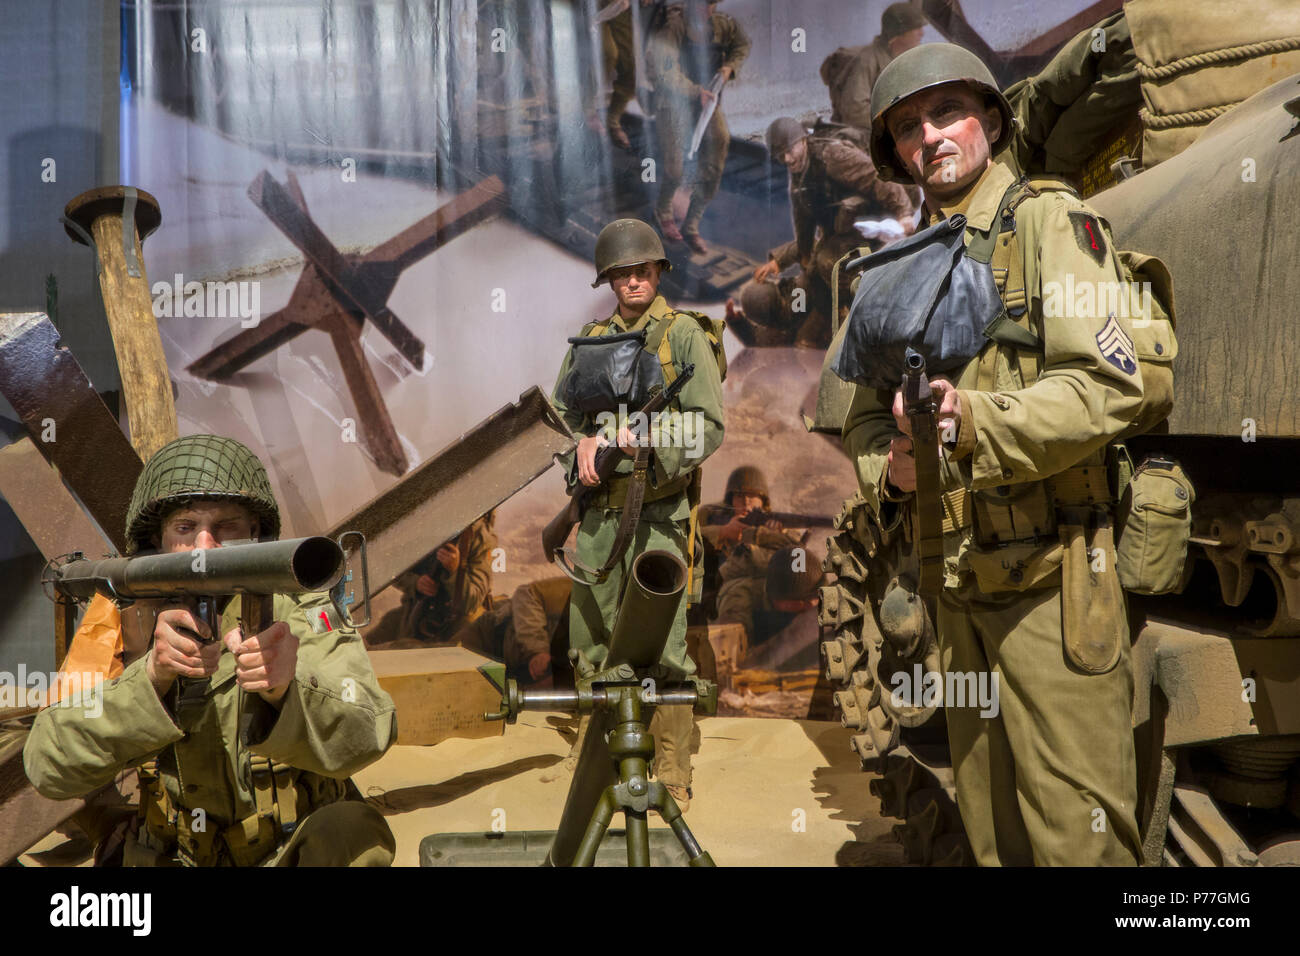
left=730, top=116, right=918, bottom=348
left=821, top=1, right=927, bottom=132
left=647, top=0, right=750, bottom=254
left=365, top=512, right=498, bottom=647
left=454, top=576, right=572, bottom=686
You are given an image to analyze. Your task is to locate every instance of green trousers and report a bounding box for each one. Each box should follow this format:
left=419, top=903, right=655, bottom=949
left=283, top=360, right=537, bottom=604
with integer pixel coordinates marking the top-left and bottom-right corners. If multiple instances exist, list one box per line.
left=570, top=503, right=697, bottom=788
left=653, top=93, right=729, bottom=228
left=936, top=582, right=1141, bottom=866
left=601, top=8, right=636, bottom=123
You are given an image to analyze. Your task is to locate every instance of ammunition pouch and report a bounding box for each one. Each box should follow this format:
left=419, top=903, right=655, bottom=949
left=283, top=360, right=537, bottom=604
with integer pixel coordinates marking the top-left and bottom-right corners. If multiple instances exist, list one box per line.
left=560, top=328, right=664, bottom=414
left=590, top=470, right=692, bottom=510
left=1114, top=452, right=1194, bottom=595
left=1059, top=507, right=1125, bottom=674
left=135, top=755, right=344, bottom=867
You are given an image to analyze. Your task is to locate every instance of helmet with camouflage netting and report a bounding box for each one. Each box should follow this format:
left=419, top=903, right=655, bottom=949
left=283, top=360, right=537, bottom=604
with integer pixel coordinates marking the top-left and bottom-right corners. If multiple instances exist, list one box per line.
left=868, top=42, right=1015, bottom=182
left=591, top=218, right=672, bottom=288
left=125, top=434, right=281, bottom=553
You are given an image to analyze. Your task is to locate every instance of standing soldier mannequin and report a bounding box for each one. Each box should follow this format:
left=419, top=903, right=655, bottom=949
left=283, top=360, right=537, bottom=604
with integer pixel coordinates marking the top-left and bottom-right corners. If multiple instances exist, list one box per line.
left=366, top=513, right=497, bottom=646
left=23, top=435, right=397, bottom=866
left=840, top=44, right=1156, bottom=864
left=550, top=219, right=725, bottom=810
left=820, top=1, right=926, bottom=132
left=732, top=117, right=917, bottom=348
left=648, top=0, right=750, bottom=253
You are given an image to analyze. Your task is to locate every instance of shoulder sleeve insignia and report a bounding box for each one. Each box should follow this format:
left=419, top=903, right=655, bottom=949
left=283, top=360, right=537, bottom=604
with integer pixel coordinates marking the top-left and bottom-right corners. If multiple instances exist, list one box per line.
left=1096, top=314, right=1138, bottom=375
left=1068, top=210, right=1107, bottom=265
left=310, top=606, right=336, bottom=634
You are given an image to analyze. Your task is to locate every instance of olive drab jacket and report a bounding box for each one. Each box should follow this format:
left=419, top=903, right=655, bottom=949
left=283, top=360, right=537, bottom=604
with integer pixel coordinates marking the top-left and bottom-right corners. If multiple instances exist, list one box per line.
left=24, top=591, right=396, bottom=862
left=842, top=161, right=1146, bottom=592
left=551, top=294, right=725, bottom=525
left=770, top=123, right=917, bottom=271
left=820, top=34, right=895, bottom=131
left=648, top=5, right=751, bottom=101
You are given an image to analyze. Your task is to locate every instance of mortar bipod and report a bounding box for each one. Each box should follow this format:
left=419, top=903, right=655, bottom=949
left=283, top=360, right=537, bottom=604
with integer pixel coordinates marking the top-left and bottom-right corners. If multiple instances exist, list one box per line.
left=486, top=679, right=715, bottom=866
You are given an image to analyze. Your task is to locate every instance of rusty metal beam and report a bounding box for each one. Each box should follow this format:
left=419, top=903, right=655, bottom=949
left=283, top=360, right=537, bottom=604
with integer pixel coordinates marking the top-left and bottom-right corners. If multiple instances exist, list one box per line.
left=248, top=171, right=428, bottom=368
left=0, top=437, right=113, bottom=561
left=327, top=386, right=574, bottom=595
left=188, top=173, right=507, bottom=477
left=0, top=313, right=142, bottom=554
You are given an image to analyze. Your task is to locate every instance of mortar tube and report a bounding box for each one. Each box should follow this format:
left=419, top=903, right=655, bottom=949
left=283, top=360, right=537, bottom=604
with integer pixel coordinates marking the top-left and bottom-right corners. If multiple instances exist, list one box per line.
left=545, top=549, right=687, bottom=866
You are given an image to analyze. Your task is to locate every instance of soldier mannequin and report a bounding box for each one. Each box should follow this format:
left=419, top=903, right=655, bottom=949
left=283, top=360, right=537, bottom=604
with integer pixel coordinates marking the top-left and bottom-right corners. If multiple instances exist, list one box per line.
left=820, top=1, right=926, bottom=132
left=550, top=219, right=725, bottom=810
left=647, top=0, right=750, bottom=253
left=842, top=44, right=1146, bottom=865
left=24, top=435, right=397, bottom=866
left=731, top=117, right=917, bottom=348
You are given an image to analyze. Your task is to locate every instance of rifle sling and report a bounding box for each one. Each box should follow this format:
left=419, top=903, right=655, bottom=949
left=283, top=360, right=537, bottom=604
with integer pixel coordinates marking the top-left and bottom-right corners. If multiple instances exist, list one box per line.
left=555, top=443, right=655, bottom=587
left=911, top=420, right=945, bottom=597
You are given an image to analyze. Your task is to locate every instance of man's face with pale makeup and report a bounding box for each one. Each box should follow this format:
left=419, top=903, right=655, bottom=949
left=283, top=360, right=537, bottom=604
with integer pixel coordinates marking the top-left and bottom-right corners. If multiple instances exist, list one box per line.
left=609, top=261, right=662, bottom=316
left=155, top=500, right=260, bottom=553
left=885, top=81, right=1001, bottom=201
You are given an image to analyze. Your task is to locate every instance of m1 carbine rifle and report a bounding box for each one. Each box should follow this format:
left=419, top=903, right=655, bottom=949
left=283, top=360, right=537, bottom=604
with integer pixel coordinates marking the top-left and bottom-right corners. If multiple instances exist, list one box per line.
left=710, top=507, right=836, bottom=529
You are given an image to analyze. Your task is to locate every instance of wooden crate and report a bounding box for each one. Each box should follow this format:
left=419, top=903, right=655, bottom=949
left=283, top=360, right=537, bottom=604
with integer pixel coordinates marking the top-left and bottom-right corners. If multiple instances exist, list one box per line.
left=367, top=647, right=506, bottom=747
left=730, top=667, right=820, bottom=697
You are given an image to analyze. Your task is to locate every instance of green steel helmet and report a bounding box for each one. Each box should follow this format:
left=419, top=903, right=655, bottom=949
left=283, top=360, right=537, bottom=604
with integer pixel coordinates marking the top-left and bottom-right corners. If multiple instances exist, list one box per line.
left=765, top=117, right=808, bottom=158
left=868, top=42, right=1014, bottom=182
left=725, top=465, right=770, bottom=507
left=590, top=218, right=672, bottom=288
left=881, top=2, right=926, bottom=39
left=125, top=434, right=281, bottom=553
left=766, top=548, right=823, bottom=603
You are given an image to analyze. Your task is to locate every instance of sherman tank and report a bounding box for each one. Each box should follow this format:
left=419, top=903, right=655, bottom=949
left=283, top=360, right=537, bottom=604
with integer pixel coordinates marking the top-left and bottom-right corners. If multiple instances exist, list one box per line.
left=816, top=0, right=1300, bottom=866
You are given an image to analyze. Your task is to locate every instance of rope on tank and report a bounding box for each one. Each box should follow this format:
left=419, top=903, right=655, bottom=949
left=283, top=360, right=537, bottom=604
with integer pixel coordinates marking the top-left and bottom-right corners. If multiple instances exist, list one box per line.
left=1136, top=35, right=1300, bottom=81
left=1139, top=102, right=1240, bottom=129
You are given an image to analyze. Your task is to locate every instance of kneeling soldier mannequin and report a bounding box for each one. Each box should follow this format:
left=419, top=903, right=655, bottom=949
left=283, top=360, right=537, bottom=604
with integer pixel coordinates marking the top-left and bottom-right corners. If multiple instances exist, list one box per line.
left=550, top=219, right=725, bottom=811
left=24, top=435, right=398, bottom=866
left=841, top=44, right=1152, bottom=865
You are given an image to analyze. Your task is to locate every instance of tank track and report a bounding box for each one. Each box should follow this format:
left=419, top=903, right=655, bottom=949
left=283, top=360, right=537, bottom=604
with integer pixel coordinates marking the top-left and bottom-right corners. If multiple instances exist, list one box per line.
left=819, top=493, right=971, bottom=865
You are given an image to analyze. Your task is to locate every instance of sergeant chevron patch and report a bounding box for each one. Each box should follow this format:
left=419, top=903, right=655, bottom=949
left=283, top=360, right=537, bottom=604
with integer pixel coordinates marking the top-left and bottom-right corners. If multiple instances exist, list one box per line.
left=1096, top=314, right=1137, bottom=375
